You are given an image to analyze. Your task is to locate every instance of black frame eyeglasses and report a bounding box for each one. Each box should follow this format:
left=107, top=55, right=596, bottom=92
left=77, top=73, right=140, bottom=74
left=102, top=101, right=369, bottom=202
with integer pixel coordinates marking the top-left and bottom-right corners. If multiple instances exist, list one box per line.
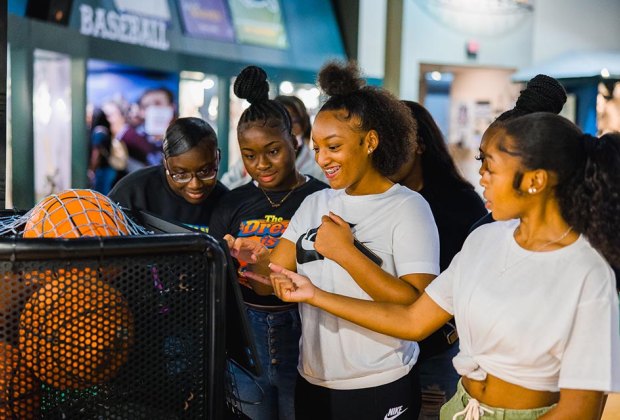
left=165, top=151, right=220, bottom=184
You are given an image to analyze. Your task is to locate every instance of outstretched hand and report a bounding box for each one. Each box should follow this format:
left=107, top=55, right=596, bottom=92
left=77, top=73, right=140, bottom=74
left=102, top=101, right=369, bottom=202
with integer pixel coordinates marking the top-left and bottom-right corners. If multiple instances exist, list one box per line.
left=314, top=212, right=354, bottom=261
left=270, top=263, right=316, bottom=303
left=224, top=234, right=270, bottom=265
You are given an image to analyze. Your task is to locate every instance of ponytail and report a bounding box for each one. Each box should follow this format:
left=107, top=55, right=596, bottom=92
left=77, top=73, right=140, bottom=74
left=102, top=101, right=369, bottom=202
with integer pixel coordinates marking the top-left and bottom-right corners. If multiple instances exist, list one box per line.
left=502, top=113, right=620, bottom=266
left=561, top=132, right=620, bottom=266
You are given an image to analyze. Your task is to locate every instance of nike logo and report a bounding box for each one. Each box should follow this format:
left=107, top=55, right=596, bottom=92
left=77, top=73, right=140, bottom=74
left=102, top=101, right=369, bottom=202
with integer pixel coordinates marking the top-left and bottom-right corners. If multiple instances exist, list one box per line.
left=296, top=227, right=324, bottom=264
left=384, top=405, right=408, bottom=420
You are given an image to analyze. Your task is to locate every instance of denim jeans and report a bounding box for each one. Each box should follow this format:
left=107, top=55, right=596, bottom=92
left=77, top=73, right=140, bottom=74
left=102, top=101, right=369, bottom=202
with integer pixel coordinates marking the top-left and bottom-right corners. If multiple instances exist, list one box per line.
left=418, top=341, right=460, bottom=420
left=230, top=305, right=301, bottom=420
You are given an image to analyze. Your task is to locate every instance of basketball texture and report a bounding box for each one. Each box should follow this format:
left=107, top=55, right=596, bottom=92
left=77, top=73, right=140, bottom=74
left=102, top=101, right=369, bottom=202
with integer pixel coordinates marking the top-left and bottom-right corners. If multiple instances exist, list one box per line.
left=0, top=341, right=41, bottom=418
left=23, top=189, right=131, bottom=238
left=18, top=267, right=134, bottom=390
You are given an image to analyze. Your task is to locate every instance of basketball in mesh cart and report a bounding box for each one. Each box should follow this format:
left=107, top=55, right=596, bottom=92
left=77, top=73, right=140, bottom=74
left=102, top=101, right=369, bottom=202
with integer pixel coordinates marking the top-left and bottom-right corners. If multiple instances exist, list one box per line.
left=0, top=189, right=231, bottom=419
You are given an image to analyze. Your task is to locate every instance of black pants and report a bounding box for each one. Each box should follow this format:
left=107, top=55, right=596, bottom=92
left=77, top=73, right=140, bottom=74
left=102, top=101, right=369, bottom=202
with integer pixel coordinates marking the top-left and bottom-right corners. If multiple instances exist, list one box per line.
left=295, top=366, right=421, bottom=420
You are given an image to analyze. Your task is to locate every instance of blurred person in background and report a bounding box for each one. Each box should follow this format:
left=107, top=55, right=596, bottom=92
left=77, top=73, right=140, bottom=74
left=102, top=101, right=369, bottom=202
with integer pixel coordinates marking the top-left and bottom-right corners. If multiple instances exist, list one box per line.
left=121, top=87, right=176, bottom=172
left=88, top=100, right=129, bottom=192
left=391, top=100, right=486, bottom=419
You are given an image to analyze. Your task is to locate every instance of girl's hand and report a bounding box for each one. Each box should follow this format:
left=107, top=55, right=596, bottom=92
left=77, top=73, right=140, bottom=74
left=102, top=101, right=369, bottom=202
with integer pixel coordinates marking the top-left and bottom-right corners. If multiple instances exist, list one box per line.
left=224, top=234, right=269, bottom=265
left=314, top=212, right=354, bottom=261
left=270, top=263, right=316, bottom=303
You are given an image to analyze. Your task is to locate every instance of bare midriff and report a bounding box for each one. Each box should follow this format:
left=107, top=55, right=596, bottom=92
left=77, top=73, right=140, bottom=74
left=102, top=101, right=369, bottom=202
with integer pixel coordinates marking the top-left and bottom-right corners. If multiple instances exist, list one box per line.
left=462, top=373, right=559, bottom=409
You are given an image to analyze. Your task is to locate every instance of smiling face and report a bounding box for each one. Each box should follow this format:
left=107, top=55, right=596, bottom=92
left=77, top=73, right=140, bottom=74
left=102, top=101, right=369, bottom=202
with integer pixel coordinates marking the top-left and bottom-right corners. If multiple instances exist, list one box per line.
left=164, top=142, right=219, bottom=204
left=478, top=128, right=529, bottom=220
left=239, top=124, right=299, bottom=191
left=312, top=109, right=382, bottom=194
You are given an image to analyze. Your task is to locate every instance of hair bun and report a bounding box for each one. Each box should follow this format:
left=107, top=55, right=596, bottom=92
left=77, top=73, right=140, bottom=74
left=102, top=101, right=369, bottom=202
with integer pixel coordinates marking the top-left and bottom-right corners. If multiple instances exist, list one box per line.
left=515, top=74, right=567, bottom=114
left=318, top=61, right=365, bottom=97
left=234, top=66, right=269, bottom=104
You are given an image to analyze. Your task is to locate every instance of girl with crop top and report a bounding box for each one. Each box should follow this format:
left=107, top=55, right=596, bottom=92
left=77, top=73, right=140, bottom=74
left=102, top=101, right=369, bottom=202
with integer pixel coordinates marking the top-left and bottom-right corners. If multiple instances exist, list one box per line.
left=269, top=113, right=620, bottom=419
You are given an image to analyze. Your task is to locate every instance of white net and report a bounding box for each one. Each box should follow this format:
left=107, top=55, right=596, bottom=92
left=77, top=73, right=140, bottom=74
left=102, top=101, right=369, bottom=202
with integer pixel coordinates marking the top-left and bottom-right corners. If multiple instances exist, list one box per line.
left=0, top=189, right=151, bottom=238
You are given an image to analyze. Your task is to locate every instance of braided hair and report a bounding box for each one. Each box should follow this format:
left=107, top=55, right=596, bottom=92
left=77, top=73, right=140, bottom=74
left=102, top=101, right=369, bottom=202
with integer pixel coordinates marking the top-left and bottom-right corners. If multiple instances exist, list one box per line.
left=496, top=74, right=567, bottom=122
left=234, top=66, right=294, bottom=144
left=317, top=61, right=416, bottom=177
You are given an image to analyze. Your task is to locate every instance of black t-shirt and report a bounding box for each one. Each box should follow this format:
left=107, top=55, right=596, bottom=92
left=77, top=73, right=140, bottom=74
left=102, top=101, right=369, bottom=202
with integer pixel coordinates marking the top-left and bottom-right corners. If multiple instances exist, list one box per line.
left=108, top=165, right=229, bottom=233
left=210, top=176, right=328, bottom=306
left=419, top=183, right=487, bottom=271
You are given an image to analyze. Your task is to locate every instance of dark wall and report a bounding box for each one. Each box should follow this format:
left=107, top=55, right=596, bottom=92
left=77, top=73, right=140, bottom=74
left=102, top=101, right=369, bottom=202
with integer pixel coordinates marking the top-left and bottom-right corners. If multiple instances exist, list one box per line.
left=1, top=3, right=6, bottom=208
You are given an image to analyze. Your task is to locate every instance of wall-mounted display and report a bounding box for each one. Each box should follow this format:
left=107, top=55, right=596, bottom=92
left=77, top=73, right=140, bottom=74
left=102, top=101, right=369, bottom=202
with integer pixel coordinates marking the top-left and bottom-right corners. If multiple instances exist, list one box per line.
left=228, top=0, right=288, bottom=49
left=178, top=0, right=235, bottom=42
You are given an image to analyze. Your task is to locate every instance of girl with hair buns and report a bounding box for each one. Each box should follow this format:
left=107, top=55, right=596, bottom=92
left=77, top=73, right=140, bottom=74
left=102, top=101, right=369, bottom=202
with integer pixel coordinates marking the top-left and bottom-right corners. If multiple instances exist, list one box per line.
left=226, top=61, right=439, bottom=419
left=269, top=113, right=620, bottom=419
left=209, top=66, right=327, bottom=420
left=470, top=74, right=567, bottom=232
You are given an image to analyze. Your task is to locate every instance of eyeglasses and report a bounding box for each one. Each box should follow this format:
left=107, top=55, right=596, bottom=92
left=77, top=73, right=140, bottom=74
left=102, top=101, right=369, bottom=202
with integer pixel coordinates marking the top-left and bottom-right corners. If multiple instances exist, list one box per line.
left=164, top=150, right=220, bottom=183
left=166, top=166, right=218, bottom=183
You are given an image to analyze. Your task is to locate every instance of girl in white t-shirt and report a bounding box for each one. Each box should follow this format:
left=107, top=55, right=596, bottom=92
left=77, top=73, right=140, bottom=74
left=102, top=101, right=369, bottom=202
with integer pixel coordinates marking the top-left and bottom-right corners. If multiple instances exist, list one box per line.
left=270, top=113, right=620, bottom=419
left=226, top=61, right=440, bottom=420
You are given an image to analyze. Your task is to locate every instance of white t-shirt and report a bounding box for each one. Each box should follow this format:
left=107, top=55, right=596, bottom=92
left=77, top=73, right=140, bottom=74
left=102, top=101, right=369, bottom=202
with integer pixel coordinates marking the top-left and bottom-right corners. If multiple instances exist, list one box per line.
left=425, top=220, right=620, bottom=393
left=282, top=184, right=439, bottom=390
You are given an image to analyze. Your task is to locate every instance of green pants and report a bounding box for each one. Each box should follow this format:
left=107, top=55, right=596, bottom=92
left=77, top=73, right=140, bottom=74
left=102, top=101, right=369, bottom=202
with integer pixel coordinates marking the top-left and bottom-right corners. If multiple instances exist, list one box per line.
left=440, top=380, right=555, bottom=419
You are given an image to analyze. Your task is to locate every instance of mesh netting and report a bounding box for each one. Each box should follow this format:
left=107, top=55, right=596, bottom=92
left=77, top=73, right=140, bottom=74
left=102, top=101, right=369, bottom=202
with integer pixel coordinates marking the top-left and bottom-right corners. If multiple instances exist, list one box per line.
left=0, top=189, right=149, bottom=238
left=0, top=247, right=219, bottom=419
left=0, top=191, right=228, bottom=418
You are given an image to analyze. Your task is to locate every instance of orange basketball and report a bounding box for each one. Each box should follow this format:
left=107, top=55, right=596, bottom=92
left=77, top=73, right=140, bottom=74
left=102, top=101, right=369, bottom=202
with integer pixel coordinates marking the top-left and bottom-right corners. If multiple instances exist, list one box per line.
left=0, top=270, right=46, bottom=344
left=18, top=267, right=134, bottom=390
left=23, top=189, right=131, bottom=238
left=0, top=342, right=41, bottom=419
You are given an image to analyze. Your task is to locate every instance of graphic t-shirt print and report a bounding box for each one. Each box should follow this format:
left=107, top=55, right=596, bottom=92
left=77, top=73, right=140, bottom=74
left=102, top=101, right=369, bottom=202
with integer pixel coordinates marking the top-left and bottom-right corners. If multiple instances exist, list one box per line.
left=237, top=214, right=289, bottom=250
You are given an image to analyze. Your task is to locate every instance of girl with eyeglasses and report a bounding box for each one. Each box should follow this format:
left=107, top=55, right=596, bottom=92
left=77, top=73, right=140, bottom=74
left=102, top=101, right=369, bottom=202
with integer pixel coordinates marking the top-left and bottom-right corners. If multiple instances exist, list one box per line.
left=209, top=66, right=327, bottom=420
left=109, top=117, right=228, bottom=233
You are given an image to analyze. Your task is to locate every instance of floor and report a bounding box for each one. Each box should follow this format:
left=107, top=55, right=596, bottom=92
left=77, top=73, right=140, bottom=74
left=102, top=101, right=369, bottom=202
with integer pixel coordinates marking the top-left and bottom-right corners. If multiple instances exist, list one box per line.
left=603, top=393, right=620, bottom=419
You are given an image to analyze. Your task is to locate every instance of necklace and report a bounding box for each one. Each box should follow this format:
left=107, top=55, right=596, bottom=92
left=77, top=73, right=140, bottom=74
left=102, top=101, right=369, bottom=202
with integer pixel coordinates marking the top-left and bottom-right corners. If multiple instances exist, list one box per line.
left=259, top=177, right=303, bottom=208
left=499, top=226, right=573, bottom=276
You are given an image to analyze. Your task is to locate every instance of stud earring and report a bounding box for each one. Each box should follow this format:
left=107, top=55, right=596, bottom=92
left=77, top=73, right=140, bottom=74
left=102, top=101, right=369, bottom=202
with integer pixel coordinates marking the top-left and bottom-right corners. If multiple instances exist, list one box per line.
left=368, top=148, right=374, bottom=154
left=528, top=187, right=537, bottom=194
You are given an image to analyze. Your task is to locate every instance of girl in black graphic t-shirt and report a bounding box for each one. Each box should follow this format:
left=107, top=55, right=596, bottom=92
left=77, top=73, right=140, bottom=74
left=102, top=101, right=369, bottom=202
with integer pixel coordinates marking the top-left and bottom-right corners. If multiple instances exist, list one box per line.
left=209, top=66, right=327, bottom=420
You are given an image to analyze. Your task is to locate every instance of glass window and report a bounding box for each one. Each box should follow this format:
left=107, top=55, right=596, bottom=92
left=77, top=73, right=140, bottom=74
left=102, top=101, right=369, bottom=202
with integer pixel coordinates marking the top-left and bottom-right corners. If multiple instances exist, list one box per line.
left=33, top=49, right=72, bottom=202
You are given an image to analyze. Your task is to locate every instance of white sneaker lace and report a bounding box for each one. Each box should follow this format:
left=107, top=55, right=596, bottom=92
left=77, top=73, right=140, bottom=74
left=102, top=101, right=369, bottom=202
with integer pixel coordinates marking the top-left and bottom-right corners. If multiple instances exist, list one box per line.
left=452, top=397, right=495, bottom=420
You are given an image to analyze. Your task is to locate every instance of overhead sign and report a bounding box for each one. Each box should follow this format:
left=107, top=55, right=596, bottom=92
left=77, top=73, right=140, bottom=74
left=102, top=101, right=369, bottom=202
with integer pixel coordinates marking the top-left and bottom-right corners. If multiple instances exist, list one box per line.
left=79, top=4, right=170, bottom=51
left=178, top=0, right=235, bottom=42
left=228, top=0, right=288, bottom=49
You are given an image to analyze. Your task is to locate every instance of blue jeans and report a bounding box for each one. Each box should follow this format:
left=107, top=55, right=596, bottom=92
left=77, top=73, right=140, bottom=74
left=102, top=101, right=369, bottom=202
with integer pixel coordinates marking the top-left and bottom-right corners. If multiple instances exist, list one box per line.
left=418, top=341, right=460, bottom=420
left=230, top=306, right=301, bottom=420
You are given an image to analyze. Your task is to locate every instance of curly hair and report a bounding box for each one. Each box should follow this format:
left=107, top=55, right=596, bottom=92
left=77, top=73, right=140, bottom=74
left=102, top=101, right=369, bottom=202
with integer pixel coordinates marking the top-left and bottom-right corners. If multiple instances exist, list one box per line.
left=502, top=112, right=620, bottom=266
left=317, top=61, right=416, bottom=176
left=234, top=66, right=294, bottom=143
left=163, top=117, right=218, bottom=158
